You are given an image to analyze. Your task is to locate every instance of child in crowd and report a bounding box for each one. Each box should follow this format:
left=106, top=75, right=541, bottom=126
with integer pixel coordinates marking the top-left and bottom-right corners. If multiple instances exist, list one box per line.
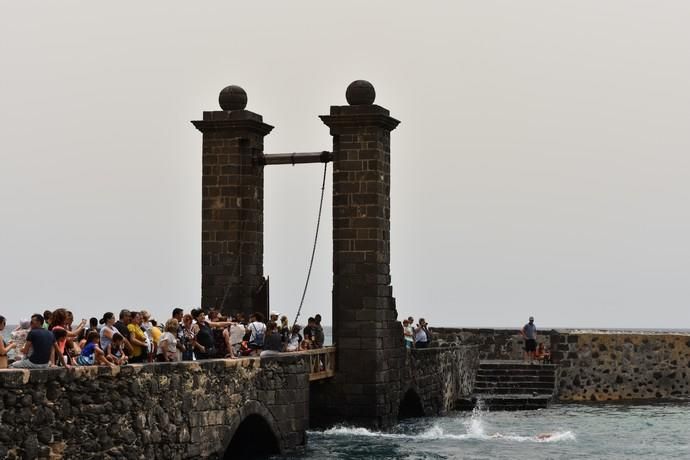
left=105, top=333, right=128, bottom=365
left=536, top=342, right=551, bottom=364
left=76, top=331, right=113, bottom=367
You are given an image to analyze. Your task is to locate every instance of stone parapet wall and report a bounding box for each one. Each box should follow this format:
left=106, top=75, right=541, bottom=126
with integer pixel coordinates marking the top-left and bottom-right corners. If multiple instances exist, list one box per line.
left=404, top=345, right=479, bottom=415
left=554, top=332, right=690, bottom=401
left=0, top=356, right=309, bottom=460
left=432, top=328, right=557, bottom=361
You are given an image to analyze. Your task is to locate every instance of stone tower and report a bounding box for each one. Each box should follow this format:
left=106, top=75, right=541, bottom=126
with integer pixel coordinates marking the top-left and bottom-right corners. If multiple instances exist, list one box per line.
left=313, top=80, right=404, bottom=428
left=192, top=86, right=272, bottom=317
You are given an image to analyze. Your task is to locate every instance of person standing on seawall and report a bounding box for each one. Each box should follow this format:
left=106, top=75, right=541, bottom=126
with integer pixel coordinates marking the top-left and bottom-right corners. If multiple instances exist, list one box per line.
left=414, top=318, right=431, bottom=349
left=521, top=316, right=537, bottom=364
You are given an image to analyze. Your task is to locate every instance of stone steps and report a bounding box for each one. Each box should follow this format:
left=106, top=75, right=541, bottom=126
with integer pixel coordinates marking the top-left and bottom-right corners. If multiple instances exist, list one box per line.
left=464, top=360, right=558, bottom=411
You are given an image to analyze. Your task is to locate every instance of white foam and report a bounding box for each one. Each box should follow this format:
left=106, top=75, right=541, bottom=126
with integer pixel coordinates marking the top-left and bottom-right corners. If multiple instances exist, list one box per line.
left=315, top=403, right=575, bottom=444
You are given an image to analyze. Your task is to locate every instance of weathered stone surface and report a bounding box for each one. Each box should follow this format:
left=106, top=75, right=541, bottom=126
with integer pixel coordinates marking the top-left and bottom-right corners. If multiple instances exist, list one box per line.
left=0, top=356, right=309, bottom=459
left=192, top=100, right=273, bottom=317
left=554, top=332, right=690, bottom=401
left=431, top=328, right=690, bottom=403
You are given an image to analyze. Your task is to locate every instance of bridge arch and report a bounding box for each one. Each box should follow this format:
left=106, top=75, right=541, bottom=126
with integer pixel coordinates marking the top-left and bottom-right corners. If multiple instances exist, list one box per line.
left=397, top=387, right=425, bottom=419
left=223, top=400, right=282, bottom=458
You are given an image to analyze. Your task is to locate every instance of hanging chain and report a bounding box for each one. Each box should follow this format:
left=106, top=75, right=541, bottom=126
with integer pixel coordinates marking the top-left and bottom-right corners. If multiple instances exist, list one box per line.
left=293, top=162, right=328, bottom=328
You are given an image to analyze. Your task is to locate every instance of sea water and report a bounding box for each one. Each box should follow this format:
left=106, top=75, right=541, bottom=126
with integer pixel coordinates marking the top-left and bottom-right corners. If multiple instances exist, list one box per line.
left=280, top=402, right=690, bottom=459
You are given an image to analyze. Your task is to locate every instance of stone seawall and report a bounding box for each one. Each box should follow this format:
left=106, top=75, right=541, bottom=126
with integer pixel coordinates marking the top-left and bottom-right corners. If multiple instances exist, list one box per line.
left=432, top=328, right=557, bottom=361
left=432, top=327, right=690, bottom=402
left=310, top=345, right=479, bottom=427
left=403, top=345, right=479, bottom=415
left=0, top=355, right=309, bottom=460
left=554, top=332, right=690, bottom=401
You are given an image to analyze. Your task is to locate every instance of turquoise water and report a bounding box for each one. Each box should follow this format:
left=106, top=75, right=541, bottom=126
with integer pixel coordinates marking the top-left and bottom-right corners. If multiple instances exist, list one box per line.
left=287, top=402, right=690, bottom=459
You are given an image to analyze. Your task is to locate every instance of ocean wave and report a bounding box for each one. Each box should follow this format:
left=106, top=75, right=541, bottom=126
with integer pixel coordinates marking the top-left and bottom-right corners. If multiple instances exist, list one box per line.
left=312, top=425, right=575, bottom=443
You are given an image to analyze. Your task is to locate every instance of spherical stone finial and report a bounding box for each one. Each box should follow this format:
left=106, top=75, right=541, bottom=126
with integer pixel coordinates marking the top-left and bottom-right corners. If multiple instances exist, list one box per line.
left=346, top=80, right=376, bottom=105
left=219, top=85, right=247, bottom=111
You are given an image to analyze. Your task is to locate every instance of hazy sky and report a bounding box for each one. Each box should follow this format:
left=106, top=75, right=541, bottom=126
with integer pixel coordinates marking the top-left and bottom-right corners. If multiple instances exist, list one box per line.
left=1, top=1, right=689, bottom=328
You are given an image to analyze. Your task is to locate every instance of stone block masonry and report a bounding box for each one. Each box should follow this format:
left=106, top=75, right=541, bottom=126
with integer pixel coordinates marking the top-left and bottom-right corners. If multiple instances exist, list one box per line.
left=192, top=86, right=273, bottom=318
left=0, top=355, right=309, bottom=460
left=316, top=81, right=405, bottom=428
left=430, top=327, right=690, bottom=402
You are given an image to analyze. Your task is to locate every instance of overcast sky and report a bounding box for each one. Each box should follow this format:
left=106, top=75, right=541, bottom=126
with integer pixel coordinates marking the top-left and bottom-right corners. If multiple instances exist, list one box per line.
left=1, top=1, right=689, bottom=329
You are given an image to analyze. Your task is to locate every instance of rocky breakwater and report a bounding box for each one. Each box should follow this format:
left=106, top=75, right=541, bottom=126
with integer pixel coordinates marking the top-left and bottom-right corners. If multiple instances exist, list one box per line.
left=0, top=355, right=309, bottom=460
left=555, top=332, right=690, bottom=401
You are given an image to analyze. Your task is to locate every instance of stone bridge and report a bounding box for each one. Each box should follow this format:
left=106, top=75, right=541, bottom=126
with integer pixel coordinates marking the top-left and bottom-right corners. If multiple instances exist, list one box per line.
left=0, top=346, right=478, bottom=459
left=0, top=80, right=483, bottom=459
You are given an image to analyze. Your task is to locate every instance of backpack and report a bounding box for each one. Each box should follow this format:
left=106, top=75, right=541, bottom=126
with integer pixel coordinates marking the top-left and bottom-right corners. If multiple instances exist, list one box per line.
left=250, top=323, right=265, bottom=347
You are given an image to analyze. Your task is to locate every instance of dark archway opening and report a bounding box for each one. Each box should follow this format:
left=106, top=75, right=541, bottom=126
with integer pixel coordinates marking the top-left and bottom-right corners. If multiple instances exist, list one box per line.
left=398, top=389, right=425, bottom=419
left=224, top=414, right=280, bottom=459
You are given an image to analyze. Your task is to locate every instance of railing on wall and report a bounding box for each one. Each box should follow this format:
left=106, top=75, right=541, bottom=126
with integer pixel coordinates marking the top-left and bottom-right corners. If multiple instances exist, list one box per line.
left=302, top=347, right=336, bottom=381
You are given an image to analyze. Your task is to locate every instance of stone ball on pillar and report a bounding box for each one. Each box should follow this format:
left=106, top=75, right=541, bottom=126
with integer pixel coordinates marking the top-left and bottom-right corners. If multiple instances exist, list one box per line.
left=346, top=80, right=376, bottom=105
left=219, top=85, right=248, bottom=111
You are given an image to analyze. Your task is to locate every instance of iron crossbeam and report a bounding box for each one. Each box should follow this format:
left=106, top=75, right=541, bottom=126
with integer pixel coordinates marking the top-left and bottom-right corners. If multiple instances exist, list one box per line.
left=259, top=151, right=333, bottom=166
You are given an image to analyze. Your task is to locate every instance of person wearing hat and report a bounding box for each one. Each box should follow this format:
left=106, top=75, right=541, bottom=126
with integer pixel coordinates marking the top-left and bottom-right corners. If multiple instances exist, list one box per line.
left=521, top=316, right=538, bottom=364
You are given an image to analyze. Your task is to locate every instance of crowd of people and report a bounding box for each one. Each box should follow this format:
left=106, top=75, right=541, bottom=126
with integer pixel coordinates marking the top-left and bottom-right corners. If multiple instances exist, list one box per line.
left=0, top=308, right=326, bottom=369
left=401, top=316, right=432, bottom=349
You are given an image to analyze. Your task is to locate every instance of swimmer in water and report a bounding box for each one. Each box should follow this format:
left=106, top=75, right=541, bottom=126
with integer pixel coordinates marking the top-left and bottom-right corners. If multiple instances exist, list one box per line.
left=489, top=432, right=556, bottom=441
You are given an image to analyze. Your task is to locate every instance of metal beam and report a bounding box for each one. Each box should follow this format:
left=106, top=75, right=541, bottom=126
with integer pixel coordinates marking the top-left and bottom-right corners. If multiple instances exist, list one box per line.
left=259, top=151, right=333, bottom=166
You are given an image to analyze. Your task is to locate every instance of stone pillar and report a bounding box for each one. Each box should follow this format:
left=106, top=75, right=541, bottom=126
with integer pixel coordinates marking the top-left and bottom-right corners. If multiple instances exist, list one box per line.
left=319, top=80, right=403, bottom=427
left=192, top=85, right=273, bottom=317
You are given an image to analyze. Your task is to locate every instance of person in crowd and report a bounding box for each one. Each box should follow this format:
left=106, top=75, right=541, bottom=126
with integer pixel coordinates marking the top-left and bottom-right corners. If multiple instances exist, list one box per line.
left=191, top=309, right=233, bottom=359
left=414, top=318, right=431, bottom=349
left=105, top=333, right=128, bottom=365
left=520, top=316, right=537, bottom=364
left=269, top=311, right=280, bottom=325
left=76, top=331, right=113, bottom=367
left=402, top=319, right=414, bottom=349
left=180, top=314, right=196, bottom=361
left=279, top=316, right=290, bottom=344
left=157, top=319, right=180, bottom=362
left=10, top=318, right=31, bottom=362
left=260, top=322, right=284, bottom=357
left=140, top=310, right=158, bottom=361
left=285, top=324, right=303, bottom=352
left=53, top=328, right=70, bottom=366
left=100, top=312, right=122, bottom=357
left=64, top=310, right=86, bottom=358
left=313, top=314, right=325, bottom=348
left=127, top=311, right=149, bottom=363
left=247, top=312, right=267, bottom=354
left=149, top=319, right=161, bottom=362
left=0, top=316, right=16, bottom=369
left=78, top=317, right=100, bottom=349
left=11, top=314, right=55, bottom=368
left=43, top=310, right=53, bottom=329
left=303, top=317, right=315, bottom=345
left=114, top=309, right=132, bottom=354
left=224, top=317, right=246, bottom=358
left=172, top=308, right=186, bottom=360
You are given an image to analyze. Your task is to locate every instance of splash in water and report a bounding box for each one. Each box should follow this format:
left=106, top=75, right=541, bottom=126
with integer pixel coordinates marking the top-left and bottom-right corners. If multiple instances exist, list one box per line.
left=316, top=401, right=575, bottom=444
